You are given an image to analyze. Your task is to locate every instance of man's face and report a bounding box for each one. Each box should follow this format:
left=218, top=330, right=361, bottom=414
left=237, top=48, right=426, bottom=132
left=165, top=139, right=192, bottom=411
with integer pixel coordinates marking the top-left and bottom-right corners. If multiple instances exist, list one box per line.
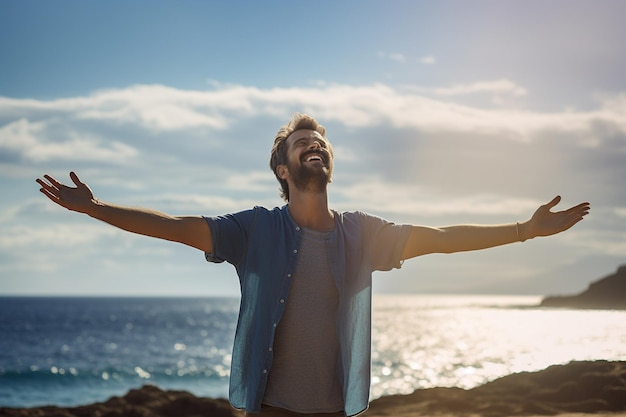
left=283, top=129, right=333, bottom=195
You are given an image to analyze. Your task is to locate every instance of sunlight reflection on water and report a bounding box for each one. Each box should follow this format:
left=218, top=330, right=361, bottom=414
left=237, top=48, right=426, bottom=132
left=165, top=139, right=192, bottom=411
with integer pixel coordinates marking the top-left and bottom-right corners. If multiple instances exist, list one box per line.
left=370, top=295, right=626, bottom=399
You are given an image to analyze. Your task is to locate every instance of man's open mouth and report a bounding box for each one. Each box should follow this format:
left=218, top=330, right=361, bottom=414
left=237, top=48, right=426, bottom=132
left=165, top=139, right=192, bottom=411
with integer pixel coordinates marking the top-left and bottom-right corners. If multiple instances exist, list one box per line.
left=305, top=155, right=323, bottom=162
left=302, top=151, right=326, bottom=163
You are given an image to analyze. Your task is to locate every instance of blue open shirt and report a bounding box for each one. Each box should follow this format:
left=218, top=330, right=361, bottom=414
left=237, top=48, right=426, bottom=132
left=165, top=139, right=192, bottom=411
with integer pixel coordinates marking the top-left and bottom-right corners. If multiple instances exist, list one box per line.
left=204, top=205, right=411, bottom=416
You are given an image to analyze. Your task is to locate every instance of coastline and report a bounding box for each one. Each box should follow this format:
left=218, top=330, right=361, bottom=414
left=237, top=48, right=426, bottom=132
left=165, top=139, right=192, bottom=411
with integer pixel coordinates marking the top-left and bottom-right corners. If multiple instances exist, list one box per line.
left=1, top=360, right=624, bottom=417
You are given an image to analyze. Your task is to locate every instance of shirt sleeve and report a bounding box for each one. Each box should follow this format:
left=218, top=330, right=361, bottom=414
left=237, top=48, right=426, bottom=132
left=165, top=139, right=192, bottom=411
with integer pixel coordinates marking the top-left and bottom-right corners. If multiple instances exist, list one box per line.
left=203, top=208, right=256, bottom=266
left=359, top=211, right=412, bottom=271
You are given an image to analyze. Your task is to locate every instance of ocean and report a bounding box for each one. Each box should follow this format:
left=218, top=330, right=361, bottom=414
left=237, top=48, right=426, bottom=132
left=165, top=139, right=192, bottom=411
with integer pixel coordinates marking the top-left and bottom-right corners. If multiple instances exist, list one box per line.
left=1, top=295, right=625, bottom=408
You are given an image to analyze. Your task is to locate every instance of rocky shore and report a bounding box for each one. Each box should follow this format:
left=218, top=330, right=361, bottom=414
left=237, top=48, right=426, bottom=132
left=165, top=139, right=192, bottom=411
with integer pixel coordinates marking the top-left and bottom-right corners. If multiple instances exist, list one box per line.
left=367, top=360, right=626, bottom=416
left=1, top=360, right=625, bottom=417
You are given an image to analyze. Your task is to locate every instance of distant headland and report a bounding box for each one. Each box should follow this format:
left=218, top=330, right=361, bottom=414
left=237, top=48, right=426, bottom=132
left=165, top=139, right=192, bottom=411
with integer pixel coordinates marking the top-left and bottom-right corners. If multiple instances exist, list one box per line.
left=541, top=265, right=626, bottom=310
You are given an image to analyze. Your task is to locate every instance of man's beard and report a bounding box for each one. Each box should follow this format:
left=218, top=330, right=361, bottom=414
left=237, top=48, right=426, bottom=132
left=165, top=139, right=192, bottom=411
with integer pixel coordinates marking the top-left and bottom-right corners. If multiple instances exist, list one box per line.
left=289, top=161, right=332, bottom=195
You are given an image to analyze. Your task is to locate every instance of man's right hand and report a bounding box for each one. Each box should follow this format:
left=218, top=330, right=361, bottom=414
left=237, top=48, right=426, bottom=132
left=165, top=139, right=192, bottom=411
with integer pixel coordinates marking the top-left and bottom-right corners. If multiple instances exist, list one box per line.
left=36, top=171, right=96, bottom=214
left=36, top=171, right=213, bottom=253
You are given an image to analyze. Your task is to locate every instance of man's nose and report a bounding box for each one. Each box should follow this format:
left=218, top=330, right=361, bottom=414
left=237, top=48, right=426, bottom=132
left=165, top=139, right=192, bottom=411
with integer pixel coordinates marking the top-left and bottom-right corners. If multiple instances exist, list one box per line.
left=308, top=140, right=321, bottom=150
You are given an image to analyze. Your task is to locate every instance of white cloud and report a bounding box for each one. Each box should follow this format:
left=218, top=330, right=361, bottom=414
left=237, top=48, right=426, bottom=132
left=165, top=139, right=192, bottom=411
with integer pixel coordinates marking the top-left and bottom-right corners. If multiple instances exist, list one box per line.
left=139, top=193, right=271, bottom=214
left=76, top=85, right=235, bottom=130
left=333, top=178, right=541, bottom=217
left=377, top=51, right=407, bottom=63
left=420, top=56, right=436, bottom=65
left=2, top=81, right=624, bottom=297
left=615, top=208, right=626, bottom=218
left=2, top=82, right=624, bottom=145
left=0, top=222, right=119, bottom=249
left=566, top=229, right=626, bottom=257
left=433, top=79, right=528, bottom=97
left=0, top=118, right=137, bottom=163
left=389, top=53, right=406, bottom=63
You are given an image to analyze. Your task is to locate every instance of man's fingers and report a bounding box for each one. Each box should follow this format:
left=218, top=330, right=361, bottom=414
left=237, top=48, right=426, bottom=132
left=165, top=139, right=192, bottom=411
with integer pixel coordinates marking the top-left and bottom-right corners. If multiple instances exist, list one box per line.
left=39, top=186, right=54, bottom=199
left=37, top=177, right=58, bottom=195
left=563, top=202, right=591, bottom=216
left=43, top=174, right=56, bottom=185
left=38, top=172, right=84, bottom=192
left=558, top=205, right=590, bottom=232
left=544, top=195, right=561, bottom=210
left=69, top=171, right=82, bottom=187
left=42, top=174, right=62, bottom=190
left=38, top=186, right=63, bottom=205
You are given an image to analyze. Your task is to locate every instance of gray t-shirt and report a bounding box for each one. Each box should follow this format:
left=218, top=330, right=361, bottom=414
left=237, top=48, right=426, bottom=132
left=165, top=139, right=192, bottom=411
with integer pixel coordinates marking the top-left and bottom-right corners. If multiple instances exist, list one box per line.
left=263, top=227, right=344, bottom=413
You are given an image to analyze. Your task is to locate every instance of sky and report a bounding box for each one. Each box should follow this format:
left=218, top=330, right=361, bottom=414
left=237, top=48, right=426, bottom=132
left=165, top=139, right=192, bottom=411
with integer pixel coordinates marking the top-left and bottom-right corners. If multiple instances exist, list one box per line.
left=1, top=0, right=625, bottom=297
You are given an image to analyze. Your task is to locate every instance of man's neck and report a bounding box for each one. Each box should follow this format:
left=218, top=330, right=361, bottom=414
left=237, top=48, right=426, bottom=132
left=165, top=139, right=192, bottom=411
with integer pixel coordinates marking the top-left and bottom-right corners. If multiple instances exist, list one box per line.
left=287, top=191, right=335, bottom=231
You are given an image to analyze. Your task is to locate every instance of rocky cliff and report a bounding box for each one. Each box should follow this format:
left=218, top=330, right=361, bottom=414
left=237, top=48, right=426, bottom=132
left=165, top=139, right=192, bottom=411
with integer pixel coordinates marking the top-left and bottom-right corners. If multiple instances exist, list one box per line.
left=541, top=265, right=626, bottom=309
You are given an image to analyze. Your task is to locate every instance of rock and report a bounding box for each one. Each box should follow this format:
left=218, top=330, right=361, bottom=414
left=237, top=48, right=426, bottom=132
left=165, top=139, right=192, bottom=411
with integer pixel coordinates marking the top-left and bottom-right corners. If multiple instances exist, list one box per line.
left=0, top=385, right=243, bottom=417
left=541, top=265, right=626, bottom=309
left=366, top=360, right=626, bottom=416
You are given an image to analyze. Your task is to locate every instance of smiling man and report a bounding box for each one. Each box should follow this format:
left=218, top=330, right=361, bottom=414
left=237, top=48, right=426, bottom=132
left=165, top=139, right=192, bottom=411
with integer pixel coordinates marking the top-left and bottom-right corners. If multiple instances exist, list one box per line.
left=275, top=128, right=334, bottom=201
left=37, top=113, right=590, bottom=416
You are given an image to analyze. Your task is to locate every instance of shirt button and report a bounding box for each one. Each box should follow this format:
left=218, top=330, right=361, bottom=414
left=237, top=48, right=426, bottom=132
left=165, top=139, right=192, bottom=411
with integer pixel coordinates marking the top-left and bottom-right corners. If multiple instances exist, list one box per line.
left=293, top=249, right=298, bottom=254
left=263, top=369, right=267, bottom=374
left=269, top=347, right=273, bottom=352
left=273, top=323, right=277, bottom=328
left=287, top=273, right=292, bottom=278
left=279, top=299, right=285, bottom=304
left=296, top=227, right=301, bottom=231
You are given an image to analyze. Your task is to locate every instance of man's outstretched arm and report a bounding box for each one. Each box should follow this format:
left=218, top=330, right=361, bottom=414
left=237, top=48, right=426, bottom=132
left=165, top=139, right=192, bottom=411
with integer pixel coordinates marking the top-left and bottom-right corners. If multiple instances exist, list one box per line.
left=36, top=172, right=212, bottom=253
left=401, top=196, right=590, bottom=260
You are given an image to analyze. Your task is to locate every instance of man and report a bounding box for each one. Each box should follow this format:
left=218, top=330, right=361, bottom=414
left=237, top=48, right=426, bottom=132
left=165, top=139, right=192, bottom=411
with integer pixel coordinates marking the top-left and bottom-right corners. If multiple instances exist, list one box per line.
left=37, top=113, right=590, bottom=417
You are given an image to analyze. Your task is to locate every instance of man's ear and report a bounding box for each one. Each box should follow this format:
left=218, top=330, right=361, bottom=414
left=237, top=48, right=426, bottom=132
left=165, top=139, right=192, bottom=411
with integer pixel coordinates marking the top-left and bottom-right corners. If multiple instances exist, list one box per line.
left=276, top=164, right=289, bottom=180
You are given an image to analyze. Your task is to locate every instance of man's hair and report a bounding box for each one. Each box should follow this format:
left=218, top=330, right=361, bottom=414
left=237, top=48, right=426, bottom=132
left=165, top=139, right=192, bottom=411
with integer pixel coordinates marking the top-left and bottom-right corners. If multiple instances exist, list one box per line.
left=269, top=113, right=332, bottom=202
